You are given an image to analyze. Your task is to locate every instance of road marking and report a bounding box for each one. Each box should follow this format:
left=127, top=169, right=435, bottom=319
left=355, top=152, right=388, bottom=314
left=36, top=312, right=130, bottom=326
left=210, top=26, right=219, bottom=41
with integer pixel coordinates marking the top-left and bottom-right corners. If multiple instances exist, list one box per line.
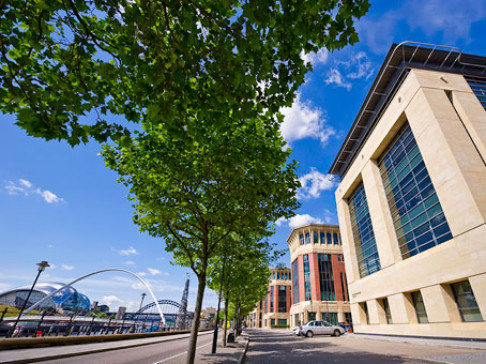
left=153, top=342, right=213, bottom=364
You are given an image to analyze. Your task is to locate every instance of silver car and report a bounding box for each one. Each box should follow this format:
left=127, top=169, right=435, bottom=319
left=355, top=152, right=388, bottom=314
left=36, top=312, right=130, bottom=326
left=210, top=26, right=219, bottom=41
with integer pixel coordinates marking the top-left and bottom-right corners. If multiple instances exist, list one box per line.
left=299, top=320, right=345, bottom=337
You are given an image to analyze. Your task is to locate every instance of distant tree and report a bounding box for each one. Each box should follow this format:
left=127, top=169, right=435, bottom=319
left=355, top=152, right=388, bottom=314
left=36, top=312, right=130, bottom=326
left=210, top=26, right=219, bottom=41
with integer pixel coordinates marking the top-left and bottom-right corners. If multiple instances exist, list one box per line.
left=0, top=0, right=369, bottom=145
left=275, top=262, right=288, bottom=270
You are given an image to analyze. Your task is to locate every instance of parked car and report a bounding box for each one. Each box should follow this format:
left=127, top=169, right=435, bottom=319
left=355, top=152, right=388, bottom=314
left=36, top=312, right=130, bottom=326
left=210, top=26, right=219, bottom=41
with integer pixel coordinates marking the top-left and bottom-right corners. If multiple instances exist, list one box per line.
left=299, top=320, right=345, bottom=337
left=290, top=326, right=302, bottom=336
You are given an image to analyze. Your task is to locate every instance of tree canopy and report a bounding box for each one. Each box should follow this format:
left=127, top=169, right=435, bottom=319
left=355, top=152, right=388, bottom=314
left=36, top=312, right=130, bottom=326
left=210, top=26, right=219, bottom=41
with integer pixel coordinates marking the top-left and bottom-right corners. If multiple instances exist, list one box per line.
left=1, top=0, right=369, bottom=145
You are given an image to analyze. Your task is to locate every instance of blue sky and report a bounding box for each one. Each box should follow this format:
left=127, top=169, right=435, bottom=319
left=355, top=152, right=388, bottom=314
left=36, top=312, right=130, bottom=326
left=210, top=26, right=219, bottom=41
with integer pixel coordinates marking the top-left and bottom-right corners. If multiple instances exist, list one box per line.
left=1, top=0, right=485, bottom=313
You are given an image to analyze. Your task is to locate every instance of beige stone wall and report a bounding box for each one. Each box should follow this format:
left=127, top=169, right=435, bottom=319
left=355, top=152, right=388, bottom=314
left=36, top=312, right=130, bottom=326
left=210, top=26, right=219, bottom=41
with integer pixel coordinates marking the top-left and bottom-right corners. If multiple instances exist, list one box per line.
left=335, top=68, right=486, bottom=339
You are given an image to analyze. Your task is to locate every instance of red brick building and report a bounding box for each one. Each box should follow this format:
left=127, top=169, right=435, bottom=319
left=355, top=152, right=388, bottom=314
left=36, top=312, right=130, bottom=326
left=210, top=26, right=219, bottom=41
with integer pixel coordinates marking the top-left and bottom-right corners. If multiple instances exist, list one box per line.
left=288, top=224, right=351, bottom=327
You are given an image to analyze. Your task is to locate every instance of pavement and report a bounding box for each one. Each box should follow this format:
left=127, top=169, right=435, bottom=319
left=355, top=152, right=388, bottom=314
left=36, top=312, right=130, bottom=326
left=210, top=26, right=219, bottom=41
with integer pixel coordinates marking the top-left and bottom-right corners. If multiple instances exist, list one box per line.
left=0, top=330, right=249, bottom=364
left=242, top=329, right=486, bottom=364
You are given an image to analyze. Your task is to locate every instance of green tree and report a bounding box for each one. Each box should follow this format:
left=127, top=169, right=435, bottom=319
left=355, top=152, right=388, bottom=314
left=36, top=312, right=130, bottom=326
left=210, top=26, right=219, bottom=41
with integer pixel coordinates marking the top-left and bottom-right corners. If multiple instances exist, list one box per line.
left=207, top=236, right=276, bottom=346
left=102, top=114, right=299, bottom=364
left=1, top=0, right=369, bottom=145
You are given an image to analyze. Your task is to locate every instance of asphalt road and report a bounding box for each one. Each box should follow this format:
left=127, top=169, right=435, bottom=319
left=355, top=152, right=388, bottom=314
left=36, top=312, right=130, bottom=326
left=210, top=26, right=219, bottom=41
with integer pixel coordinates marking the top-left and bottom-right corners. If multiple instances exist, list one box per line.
left=42, top=333, right=214, bottom=364
left=243, top=329, right=486, bottom=364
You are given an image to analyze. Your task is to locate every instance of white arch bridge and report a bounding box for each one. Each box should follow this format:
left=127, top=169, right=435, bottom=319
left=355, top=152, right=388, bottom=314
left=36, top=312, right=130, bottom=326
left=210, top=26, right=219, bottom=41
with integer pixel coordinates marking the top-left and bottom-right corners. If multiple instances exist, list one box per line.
left=22, top=269, right=188, bottom=326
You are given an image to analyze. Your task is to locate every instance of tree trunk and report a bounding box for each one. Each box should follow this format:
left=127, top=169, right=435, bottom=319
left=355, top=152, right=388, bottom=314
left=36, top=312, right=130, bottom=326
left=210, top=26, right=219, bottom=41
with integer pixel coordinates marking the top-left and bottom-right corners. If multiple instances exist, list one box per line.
left=235, top=299, right=241, bottom=336
left=222, top=291, right=229, bottom=347
left=185, top=268, right=206, bottom=364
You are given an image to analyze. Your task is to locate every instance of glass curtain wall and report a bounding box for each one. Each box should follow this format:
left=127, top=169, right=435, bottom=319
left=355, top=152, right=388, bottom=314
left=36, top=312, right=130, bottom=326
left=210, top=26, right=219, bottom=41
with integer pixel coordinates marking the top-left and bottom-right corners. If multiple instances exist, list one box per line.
left=349, top=183, right=381, bottom=277
left=292, top=259, right=299, bottom=304
left=318, top=254, right=335, bottom=301
left=303, top=255, right=312, bottom=301
left=467, top=78, right=486, bottom=110
left=278, top=286, right=287, bottom=313
left=379, top=123, right=452, bottom=259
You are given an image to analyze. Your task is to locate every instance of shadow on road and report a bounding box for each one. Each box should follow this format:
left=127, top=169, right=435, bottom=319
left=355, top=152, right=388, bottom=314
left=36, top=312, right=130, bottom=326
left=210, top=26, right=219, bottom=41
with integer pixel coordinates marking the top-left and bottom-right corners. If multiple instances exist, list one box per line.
left=244, top=330, right=410, bottom=364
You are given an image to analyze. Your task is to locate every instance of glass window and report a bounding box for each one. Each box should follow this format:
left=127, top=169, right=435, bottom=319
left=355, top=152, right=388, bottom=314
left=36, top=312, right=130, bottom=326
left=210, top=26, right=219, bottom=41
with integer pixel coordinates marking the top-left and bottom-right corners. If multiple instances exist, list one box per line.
left=303, top=254, right=312, bottom=300
left=270, top=286, right=274, bottom=312
left=379, top=124, right=452, bottom=259
left=348, top=183, right=381, bottom=277
left=305, top=233, right=311, bottom=244
left=271, top=318, right=275, bottom=326
left=322, top=312, right=338, bottom=325
left=382, top=298, right=392, bottom=324
left=313, top=232, right=319, bottom=244
left=467, top=78, right=486, bottom=110
left=327, top=233, right=332, bottom=244
left=318, top=254, right=335, bottom=301
left=300, top=234, right=304, bottom=245
left=278, top=318, right=287, bottom=326
left=308, top=312, right=316, bottom=321
left=451, top=281, right=483, bottom=322
left=292, top=259, right=299, bottom=304
left=411, top=291, right=428, bottom=323
left=333, top=233, right=339, bottom=245
left=278, top=285, right=287, bottom=313
left=320, top=232, right=325, bottom=244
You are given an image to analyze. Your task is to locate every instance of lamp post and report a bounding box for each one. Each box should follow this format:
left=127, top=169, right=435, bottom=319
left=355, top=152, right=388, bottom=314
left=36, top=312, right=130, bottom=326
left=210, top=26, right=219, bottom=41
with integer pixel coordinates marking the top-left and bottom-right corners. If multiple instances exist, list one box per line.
left=10, top=261, right=50, bottom=337
left=134, top=293, right=146, bottom=333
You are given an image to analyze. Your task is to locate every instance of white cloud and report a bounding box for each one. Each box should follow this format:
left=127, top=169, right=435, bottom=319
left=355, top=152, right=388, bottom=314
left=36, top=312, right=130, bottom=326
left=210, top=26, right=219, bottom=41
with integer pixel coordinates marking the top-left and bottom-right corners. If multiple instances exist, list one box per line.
left=47, top=244, right=54, bottom=249
left=347, top=52, right=374, bottom=80
left=102, top=295, right=123, bottom=306
left=358, top=0, right=486, bottom=54
left=297, top=168, right=336, bottom=200
left=147, top=268, right=161, bottom=276
left=288, top=214, right=323, bottom=229
left=4, top=179, right=65, bottom=204
left=277, top=214, right=323, bottom=229
left=325, top=52, right=373, bottom=91
left=114, top=276, right=133, bottom=283
left=325, top=68, right=352, bottom=90
left=280, top=94, right=335, bottom=146
left=323, top=209, right=337, bottom=224
left=136, top=272, right=147, bottom=277
left=19, top=179, right=33, bottom=188
left=61, top=264, right=74, bottom=271
left=119, top=246, right=138, bottom=256
left=125, top=260, right=136, bottom=266
left=38, top=189, right=64, bottom=204
left=301, top=48, right=329, bottom=66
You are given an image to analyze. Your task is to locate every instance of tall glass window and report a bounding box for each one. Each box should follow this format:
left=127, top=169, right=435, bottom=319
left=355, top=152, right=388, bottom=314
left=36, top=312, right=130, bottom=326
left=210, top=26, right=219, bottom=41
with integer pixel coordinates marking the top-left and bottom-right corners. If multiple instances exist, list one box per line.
left=320, top=232, right=325, bottom=244
left=278, top=286, right=287, bottom=313
left=326, top=233, right=332, bottom=244
left=333, top=233, right=339, bottom=245
left=270, top=286, right=274, bottom=311
left=305, top=232, right=311, bottom=244
left=349, top=183, right=381, bottom=277
left=299, top=234, right=304, bottom=245
left=318, top=254, right=335, bottom=301
left=411, top=291, right=428, bottom=323
left=313, top=232, right=319, bottom=244
left=468, top=78, right=486, bottom=110
left=451, top=281, right=483, bottom=322
left=292, top=259, right=299, bottom=304
left=379, top=124, right=452, bottom=259
left=303, top=254, right=312, bottom=301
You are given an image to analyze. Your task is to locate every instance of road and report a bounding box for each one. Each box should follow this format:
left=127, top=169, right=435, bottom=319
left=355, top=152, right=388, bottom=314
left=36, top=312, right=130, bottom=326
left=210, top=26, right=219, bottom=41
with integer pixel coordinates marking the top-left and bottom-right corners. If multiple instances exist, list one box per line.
left=42, top=333, right=215, bottom=364
left=243, top=329, right=486, bottom=364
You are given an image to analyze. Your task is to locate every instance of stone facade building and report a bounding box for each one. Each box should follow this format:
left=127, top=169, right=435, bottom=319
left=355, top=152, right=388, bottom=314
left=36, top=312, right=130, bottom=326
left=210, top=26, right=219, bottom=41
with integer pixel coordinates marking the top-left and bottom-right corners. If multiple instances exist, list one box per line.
left=330, top=43, right=486, bottom=339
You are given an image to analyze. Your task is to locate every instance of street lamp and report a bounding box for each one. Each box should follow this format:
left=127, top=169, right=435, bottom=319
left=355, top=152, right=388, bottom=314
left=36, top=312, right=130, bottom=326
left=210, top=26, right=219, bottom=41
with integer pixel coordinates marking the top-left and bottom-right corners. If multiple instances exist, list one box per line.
left=10, top=261, right=50, bottom=337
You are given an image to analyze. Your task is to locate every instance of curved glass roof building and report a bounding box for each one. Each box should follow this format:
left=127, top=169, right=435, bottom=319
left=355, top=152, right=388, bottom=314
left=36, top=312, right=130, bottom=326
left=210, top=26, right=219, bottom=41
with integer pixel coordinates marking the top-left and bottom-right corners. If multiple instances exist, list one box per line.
left=0, top=282, right=91, bottom=316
